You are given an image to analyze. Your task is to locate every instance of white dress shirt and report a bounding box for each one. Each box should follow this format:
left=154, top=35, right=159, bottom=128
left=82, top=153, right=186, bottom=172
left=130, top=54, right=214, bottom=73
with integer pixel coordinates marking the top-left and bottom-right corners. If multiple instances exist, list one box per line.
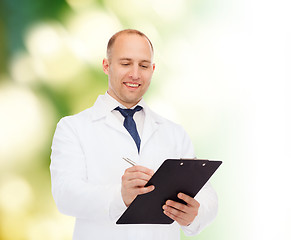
left=50, top=94, right=218, bottom=240
left=103, top=92, right=145, bottom=139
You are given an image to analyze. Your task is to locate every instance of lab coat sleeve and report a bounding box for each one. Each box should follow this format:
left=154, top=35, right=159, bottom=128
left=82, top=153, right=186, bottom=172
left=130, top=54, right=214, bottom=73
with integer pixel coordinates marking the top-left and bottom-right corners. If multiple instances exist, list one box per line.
left=178, top=128, right=219, bottom=236
left=50, top=117, right=126, bottom=221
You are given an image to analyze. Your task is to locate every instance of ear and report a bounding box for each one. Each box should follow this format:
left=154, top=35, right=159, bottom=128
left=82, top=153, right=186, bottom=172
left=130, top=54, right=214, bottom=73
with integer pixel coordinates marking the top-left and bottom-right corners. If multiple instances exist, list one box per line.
left=102, top=58, right=109, bottom=75
left=152, top=63, right=156, bottom=71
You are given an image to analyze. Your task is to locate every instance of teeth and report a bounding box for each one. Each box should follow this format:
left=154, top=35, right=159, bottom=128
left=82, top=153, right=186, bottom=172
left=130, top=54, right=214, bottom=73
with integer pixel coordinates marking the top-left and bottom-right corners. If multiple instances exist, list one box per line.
left=125, top=83, right=139, bottom=87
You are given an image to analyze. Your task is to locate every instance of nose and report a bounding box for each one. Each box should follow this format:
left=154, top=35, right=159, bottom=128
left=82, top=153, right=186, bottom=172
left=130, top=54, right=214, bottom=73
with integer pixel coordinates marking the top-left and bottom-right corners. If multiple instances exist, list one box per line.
left=128, top=65, right=140, bottom=80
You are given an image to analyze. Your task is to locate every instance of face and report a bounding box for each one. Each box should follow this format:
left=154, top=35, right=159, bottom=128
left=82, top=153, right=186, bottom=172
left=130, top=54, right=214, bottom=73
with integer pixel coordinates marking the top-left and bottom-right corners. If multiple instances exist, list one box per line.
left=102, top=34, right=155, bottom=108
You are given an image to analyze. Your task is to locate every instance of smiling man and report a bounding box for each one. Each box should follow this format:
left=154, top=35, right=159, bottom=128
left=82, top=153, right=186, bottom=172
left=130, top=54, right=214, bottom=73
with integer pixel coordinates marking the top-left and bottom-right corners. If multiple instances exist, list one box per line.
left=103, top=32, right=154, bottom=109
left=50, top=29, right=218, bottom=240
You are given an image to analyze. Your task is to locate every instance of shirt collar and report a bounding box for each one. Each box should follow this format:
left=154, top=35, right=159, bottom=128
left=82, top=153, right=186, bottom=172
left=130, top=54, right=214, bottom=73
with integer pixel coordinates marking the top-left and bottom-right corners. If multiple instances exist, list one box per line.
left=91, top=92, right=147, bottom=120
left=91, top=92, right=165, bottom=124
left=103, top=91, right=146, bottom=111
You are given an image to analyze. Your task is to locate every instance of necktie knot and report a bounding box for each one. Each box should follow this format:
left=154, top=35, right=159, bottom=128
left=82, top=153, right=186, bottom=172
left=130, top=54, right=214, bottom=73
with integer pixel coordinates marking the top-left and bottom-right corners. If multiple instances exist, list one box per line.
left=115, top=105, right=143, bottom=152
left=115, top=106, right=143, bottom=118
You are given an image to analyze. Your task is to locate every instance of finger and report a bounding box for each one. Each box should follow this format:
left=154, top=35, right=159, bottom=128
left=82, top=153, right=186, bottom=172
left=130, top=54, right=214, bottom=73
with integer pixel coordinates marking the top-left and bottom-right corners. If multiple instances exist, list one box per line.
left=137, top=185, right=155, bottom=195
left=163, top=206, right=188, bottom=226
left=124, top=171, right=153, bottom=182
left=163, top=204, right=185, bottom=216
left=124, top=179, right=150, bottom=189
left=122, top=173, right=152, bottom=187
left=177, top=193, right=199, bottom=208
left=163, top=210, right=188, bottom=226
left=123, top=167, right=154, bottom=183
left=126, top=185, right=155, bottom=197
left=125, top=165, right=154, bottom=176
left=165, top=200, right=188, bottom=213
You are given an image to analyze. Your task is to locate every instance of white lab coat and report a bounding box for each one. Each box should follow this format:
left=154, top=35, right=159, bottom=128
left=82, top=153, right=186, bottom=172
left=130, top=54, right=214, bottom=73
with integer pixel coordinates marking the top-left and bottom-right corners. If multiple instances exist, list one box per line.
left=50, top=94, right=218, bottom=240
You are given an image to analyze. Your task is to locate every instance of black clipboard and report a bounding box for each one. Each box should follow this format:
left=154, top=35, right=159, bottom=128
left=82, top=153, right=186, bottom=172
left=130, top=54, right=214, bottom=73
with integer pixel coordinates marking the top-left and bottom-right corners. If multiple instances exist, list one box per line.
left=116, top=159, right=222, bottom=224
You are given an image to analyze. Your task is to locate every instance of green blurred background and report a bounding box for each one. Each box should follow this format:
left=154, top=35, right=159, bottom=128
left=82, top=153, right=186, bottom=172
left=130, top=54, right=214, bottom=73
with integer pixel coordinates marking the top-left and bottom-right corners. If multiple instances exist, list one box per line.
left=0, top=0, right=290, bottom=239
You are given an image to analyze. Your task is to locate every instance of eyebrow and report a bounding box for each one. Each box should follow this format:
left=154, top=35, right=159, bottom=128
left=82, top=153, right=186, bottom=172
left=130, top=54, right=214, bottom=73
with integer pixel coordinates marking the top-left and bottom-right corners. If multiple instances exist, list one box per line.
left=119, top=58, right=152, bottom=63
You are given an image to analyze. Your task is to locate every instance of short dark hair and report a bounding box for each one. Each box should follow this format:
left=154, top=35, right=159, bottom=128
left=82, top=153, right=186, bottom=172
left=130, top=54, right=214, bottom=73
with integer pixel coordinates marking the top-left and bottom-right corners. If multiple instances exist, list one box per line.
left=106, top=29, right=154, bottom=59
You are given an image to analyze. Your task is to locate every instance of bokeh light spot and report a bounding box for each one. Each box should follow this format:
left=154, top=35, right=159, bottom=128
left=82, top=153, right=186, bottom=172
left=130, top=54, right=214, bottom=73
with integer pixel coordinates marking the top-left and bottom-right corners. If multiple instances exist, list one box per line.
left=0, top=176, right=33, bottom=214
left=0, top=83, right=55, bottom=167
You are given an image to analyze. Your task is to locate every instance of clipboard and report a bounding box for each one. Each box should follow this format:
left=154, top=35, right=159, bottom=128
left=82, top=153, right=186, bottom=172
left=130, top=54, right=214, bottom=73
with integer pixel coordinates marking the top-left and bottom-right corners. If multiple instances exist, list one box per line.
left=116, top=159, right=222, bottom=224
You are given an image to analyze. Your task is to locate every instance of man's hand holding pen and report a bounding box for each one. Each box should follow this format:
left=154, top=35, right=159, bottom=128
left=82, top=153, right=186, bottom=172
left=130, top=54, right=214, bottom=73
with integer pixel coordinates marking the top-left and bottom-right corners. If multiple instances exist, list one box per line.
left=121, top=165, right=155, bottom=207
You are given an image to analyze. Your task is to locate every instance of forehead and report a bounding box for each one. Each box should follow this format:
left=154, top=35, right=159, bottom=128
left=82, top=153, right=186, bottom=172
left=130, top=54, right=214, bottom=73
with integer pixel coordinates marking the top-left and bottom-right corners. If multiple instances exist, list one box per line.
left=111, top=34, right=153, bottom=60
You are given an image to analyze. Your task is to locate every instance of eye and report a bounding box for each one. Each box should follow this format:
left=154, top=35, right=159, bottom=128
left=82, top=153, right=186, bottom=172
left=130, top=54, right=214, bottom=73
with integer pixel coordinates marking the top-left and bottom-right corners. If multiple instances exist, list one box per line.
left=121, top=63, right=130, bottom=66
left=140, top=65, right=149, bottom=69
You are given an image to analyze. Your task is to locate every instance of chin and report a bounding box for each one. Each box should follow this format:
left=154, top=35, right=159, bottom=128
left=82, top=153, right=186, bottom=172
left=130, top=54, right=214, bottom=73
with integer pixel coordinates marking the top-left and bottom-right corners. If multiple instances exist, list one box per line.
left=123, top=97, right=141, bottom=106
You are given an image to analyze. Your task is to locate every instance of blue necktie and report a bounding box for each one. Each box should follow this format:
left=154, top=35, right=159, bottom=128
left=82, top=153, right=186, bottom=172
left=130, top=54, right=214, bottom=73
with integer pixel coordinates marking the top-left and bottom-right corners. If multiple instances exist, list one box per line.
left=115, top=106, right=143, bottom=152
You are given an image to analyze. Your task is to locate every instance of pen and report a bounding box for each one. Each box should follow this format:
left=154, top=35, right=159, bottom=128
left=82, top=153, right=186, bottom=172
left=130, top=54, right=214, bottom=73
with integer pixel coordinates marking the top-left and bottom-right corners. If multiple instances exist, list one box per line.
left=122, top=157, right=137, bottom=166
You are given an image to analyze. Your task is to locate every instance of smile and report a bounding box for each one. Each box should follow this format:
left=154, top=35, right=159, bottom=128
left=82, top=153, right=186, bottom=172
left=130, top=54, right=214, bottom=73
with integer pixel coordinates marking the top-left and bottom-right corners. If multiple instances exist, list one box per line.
left=124, top=82, right=140, bottom=88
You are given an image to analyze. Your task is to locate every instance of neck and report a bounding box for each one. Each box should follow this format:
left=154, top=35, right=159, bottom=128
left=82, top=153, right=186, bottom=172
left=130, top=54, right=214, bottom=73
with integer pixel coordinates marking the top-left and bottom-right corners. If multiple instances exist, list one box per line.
left=106, top=91, right=141, bottom=109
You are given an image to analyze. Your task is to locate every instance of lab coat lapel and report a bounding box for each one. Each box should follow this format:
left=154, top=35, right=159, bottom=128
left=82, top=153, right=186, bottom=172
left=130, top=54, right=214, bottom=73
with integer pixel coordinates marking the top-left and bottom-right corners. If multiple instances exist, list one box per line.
left=140, top=108, right=161, bottom=152
left=91, top=95, right=128, bottom=136
left=105, top=113, right=128, bottom=135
